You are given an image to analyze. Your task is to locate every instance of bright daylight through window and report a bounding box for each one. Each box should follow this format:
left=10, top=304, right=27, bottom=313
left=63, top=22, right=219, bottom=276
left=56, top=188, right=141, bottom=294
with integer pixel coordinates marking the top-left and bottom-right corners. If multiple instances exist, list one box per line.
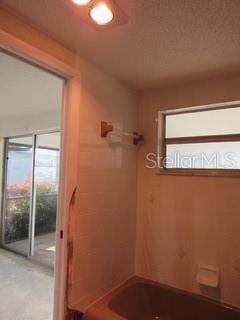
left=158, top=104, right=240, bottom=174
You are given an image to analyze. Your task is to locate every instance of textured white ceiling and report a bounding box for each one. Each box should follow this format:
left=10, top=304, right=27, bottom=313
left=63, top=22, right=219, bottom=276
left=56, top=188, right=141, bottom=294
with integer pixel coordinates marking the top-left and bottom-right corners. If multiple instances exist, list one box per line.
left=1, top=0, right=240, bottom=90
left=0, top=51, right=64, bottom=118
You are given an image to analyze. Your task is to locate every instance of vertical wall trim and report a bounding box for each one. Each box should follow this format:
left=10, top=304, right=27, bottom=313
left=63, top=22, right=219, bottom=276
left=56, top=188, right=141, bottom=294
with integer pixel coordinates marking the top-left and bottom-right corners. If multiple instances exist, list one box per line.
left=29, top=134, right=37, bottom=256
left=0, top=138, right=8, bottom=246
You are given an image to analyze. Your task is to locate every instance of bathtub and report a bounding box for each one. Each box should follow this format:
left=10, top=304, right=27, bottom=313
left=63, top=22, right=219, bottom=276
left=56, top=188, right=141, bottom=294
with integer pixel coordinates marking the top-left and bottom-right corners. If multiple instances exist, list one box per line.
left=84, top=277, right=240, bottom=320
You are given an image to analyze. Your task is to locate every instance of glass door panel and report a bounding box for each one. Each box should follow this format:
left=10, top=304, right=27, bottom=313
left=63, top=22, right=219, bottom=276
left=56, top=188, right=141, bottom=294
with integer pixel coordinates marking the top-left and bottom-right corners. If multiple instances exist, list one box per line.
left=3, top=136, right=33, bottom=255
left=33, top=132, right=60, bottom=267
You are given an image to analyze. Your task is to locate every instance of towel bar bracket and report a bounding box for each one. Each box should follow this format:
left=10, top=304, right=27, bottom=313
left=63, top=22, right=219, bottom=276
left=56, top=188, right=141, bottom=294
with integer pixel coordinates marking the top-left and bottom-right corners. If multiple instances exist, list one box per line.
left=101, top=121, right=144, bottom=145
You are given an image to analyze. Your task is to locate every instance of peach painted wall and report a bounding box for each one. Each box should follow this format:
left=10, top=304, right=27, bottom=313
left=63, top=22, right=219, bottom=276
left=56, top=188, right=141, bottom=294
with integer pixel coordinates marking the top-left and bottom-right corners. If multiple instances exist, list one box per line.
left=0, top=7, right=138, bottom=311
left=69, top=58, right=138, bottom=310
left=136, top=74, right=240, bottom=308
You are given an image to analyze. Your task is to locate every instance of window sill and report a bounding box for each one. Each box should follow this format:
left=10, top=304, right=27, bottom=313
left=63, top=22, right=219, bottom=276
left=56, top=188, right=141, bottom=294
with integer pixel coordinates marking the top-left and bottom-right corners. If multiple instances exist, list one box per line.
left=156, top=168, right=240, bottom=178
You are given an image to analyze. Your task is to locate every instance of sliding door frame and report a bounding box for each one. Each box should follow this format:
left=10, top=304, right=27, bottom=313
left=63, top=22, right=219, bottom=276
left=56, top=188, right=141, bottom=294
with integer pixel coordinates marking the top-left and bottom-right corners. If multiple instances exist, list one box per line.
left=1, top=134, right=35, bottom=257
left=1, top=130, right=60, bottom=258
left=29, top=130, right=61, bottom=257
left=0, top=29, right=81, bottom=320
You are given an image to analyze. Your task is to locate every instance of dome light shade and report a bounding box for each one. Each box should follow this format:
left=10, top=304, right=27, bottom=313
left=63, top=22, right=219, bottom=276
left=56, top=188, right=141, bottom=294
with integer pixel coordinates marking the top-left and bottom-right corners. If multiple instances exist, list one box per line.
left=72, top=0, right=91, bottom=5
left=90, top=3, right=114, bottom=25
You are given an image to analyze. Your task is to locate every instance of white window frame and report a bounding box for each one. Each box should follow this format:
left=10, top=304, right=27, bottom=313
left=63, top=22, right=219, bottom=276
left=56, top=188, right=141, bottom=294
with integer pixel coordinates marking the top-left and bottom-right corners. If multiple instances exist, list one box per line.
left=158, top=101, right=240, bottom=177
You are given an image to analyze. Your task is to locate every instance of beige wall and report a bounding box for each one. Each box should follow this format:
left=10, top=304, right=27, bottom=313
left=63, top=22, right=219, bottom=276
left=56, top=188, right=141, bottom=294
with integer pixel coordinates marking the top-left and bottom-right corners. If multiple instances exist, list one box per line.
left=0, top=8, right=138, bottom=311
left=69, top=57, right=138, bottom=310
left=136, top=74, right=240, bottom=308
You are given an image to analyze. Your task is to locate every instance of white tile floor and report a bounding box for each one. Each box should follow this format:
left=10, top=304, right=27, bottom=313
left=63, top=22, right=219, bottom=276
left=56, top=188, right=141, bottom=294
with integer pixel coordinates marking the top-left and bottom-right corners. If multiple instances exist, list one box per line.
left=0, top=248, right=54, bottom=320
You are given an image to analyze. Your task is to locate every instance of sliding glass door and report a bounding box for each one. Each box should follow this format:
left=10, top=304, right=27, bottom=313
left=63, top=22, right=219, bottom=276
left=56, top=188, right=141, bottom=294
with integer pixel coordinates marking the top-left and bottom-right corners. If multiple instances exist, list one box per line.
left=2, top=136, right=34, bottom=255
left=1, top=132, right=60, bottom=267
left=33, top=132, right=60, bottom=267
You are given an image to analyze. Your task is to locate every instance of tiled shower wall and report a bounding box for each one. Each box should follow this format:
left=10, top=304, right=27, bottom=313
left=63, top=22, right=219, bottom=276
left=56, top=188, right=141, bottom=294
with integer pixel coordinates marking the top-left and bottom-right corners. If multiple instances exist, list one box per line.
left=69, top=57, right=138, bottom=310
left=136, top=74, right=240, bottom=308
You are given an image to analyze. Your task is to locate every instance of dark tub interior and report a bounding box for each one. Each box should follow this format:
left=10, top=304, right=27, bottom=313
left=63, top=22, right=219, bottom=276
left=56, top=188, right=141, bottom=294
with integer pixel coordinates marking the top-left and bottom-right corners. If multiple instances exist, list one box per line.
left=84, top=277, right=240, bottom=320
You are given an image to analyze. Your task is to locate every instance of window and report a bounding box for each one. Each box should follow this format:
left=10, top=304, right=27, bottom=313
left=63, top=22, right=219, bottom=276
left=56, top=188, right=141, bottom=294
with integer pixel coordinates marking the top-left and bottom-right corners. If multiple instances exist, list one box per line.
left=158, top=103, right=240, bottom=176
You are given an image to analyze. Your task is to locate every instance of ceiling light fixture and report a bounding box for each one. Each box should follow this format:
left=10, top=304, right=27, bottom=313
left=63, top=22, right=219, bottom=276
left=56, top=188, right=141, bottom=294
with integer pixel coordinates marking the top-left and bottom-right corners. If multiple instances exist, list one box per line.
left=72, top=0, right=91, bottom=5
left=90, top=3, right=114, bottom=25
